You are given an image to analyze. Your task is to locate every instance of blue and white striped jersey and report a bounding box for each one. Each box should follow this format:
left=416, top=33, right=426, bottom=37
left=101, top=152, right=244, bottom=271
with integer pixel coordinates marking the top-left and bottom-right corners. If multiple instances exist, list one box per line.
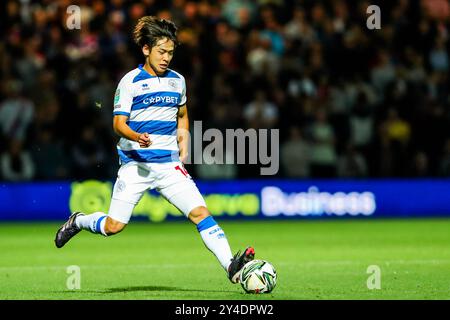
left=113, top=64, right=186, bottom=164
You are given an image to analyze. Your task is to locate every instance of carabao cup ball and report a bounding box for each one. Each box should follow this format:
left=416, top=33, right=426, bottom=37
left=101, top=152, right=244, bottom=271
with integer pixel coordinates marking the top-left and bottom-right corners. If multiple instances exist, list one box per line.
left=239, top=259, right=277, bottom=294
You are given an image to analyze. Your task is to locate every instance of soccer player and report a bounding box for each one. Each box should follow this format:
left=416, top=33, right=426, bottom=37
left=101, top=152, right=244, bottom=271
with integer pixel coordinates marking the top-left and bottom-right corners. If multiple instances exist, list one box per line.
left=55, top=16, right=254, bottom=284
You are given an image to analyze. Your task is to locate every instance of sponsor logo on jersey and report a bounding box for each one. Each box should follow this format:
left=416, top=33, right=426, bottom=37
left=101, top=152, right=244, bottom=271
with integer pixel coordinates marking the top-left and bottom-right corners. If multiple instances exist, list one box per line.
left=143, top=96, right=178, bottom=105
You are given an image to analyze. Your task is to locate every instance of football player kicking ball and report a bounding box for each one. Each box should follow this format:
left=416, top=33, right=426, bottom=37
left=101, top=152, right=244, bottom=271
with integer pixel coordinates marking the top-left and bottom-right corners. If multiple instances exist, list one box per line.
left=55, top=16, right=254, bottom=284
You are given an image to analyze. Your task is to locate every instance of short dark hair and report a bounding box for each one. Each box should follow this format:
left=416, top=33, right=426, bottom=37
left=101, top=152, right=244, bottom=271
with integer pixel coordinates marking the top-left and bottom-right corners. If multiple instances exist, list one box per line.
left=133, top=16, right=178, bottom=48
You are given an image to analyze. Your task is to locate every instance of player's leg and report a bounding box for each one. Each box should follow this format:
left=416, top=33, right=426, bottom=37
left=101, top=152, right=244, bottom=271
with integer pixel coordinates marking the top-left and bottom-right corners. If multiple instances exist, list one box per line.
left=188, top=205, right=255, bottom=283
left=155, top=162, right=254, bottom=282
left=188, top=205, right=234, bottom=271
left=55, top=199, right=134, bottom=248
left=74, top=199, right=134, bottom=235
left=55, top=162, right=151, bottom=248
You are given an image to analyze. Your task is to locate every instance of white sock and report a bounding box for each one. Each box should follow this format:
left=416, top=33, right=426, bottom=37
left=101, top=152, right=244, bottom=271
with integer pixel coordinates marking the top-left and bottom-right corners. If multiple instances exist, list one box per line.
left=197, top=216, right=233, bottom=271
left=75, top=212, right=108, bottom=236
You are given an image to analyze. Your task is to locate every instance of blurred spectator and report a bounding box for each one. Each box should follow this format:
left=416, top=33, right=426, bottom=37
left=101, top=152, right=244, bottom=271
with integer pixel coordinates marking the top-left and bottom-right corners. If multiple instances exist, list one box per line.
left=439, top=139, right=450, bottom=176
left=70, top=126, right=108, bottom=180
left=383, top=108, right=411, bottom=145
left=375, top=124, right=395, bottom=177
left=371, top=50, right=396, bottom=97
left=30, top=128, right=68, bottom=180
left=259, top=6, right=284, bottom=56
left=422, top=0, right=450, bottom=21
left=87, top=70, right=115, bottom=128
left=222, top=0, right=256, bottom=29
left=308, top=109, right=337, bottom=177
left=0, top=80, right=34, bottom=146
left=280, top=126, right=310, bottom=177
left=328, top=79, right=352, bottom=116
left=243, top=90, right=278, bottom=129
left=196, top=144, right=238, bottom=180
left=0, top=139, right=35, bottom=182
left=287, top=70, right=317, bottom=98
left=284, top=7, right=317, bottom=44
left=208, top=99, right=240, bottom=131
left=409, top=151, right=430, bottom=177
left=429, top=37, right=449, bottom=72
left=349, top=92, right=374, bottom=153
left=337, top=144, right=368, bottom=178
left=246, top=31, right=280, bottom=76
left=14, top=34, right=45, bottom=90
left=405, top=48, right=427, bottom=84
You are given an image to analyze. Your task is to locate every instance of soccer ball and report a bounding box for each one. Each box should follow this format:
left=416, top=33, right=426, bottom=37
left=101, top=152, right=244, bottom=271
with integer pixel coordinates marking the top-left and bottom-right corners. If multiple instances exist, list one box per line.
left=239, top=259, right=277, bottom=294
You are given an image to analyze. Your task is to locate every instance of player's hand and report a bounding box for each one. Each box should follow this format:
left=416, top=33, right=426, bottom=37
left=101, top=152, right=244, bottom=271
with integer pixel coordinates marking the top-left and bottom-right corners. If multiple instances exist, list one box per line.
left=179, top=151, right=189, bottom=164
left=138, top=132, right=151, bottom=148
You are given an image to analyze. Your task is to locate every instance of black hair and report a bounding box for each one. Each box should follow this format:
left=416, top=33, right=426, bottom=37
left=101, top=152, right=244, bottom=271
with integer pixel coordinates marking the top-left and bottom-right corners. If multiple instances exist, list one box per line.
left=133, top=16, right=178, bottom=48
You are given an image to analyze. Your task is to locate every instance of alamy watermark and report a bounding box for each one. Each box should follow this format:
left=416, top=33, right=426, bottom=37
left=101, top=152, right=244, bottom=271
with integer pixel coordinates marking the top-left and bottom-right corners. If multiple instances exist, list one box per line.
left=66, top=5, right=81, bottom=30
left=188, top=122, right=279, bottom=175
left=366, top=5, right=381, bottom=30
left=366, top=265, right=381, bottom=289
left=66, top=265, right=81, bottom=290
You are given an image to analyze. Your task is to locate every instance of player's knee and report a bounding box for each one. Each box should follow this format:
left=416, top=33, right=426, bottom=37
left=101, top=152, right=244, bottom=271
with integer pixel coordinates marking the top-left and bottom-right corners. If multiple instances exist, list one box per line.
left=104, top=217, right=126, bottom=235
left=188, top=206, right=210, bottom=224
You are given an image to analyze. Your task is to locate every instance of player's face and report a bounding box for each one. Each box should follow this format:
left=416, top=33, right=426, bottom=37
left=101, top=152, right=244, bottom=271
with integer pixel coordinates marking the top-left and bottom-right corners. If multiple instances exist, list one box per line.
left=146, top=38, right=175, bottom=75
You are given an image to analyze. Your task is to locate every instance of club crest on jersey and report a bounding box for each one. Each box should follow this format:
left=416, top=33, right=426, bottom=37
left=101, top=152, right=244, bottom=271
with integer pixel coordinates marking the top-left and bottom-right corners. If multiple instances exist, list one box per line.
left=168, top=79, right=178, bottom=89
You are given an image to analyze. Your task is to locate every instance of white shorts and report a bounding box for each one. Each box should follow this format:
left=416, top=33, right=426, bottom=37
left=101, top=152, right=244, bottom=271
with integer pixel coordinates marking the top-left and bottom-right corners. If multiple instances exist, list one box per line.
left=108, top=161, right=206, bottom=224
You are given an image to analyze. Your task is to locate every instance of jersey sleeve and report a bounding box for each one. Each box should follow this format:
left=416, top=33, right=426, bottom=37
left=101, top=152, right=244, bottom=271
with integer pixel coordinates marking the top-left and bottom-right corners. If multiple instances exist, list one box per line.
left=179, top=76, right=187, bottom=106
left=113, top=77, right=133, bottom=117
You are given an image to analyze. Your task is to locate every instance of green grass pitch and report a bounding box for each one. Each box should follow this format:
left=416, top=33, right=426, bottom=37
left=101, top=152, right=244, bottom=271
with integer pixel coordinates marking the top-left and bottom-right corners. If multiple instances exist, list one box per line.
left=0, top=218, right=449, bottom=300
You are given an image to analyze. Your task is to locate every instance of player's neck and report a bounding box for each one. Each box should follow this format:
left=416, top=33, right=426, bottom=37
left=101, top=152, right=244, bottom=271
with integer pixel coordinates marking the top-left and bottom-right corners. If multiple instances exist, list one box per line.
left=143, top=62, right=164, bottom=77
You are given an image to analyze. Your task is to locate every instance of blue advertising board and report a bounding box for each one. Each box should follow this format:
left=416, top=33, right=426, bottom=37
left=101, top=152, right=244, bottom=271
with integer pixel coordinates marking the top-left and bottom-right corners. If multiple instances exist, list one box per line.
left=0, top=179, right=449, bottom=221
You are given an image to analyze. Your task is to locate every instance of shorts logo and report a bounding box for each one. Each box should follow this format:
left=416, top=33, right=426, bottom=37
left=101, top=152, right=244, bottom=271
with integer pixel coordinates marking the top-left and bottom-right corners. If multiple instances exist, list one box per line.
left=168, top=79, right=178, bottom=89
left=116, top=180, right=126, bottom=192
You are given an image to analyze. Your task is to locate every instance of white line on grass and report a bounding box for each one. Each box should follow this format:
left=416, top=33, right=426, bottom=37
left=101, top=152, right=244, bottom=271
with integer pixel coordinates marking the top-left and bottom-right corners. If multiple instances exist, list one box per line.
left=1, top=259, right=450, bottom=271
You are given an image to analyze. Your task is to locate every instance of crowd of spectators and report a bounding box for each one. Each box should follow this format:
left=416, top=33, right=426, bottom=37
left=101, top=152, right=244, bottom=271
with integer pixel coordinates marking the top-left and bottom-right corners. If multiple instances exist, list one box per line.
left=1, top=0, right=450, bottom=181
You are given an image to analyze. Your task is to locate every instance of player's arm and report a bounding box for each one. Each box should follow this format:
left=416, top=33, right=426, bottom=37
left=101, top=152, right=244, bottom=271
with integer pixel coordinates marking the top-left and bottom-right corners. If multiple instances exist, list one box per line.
left=177, top=104, right=189, bottom=163
left=113, top=115, right=151, bottom=148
